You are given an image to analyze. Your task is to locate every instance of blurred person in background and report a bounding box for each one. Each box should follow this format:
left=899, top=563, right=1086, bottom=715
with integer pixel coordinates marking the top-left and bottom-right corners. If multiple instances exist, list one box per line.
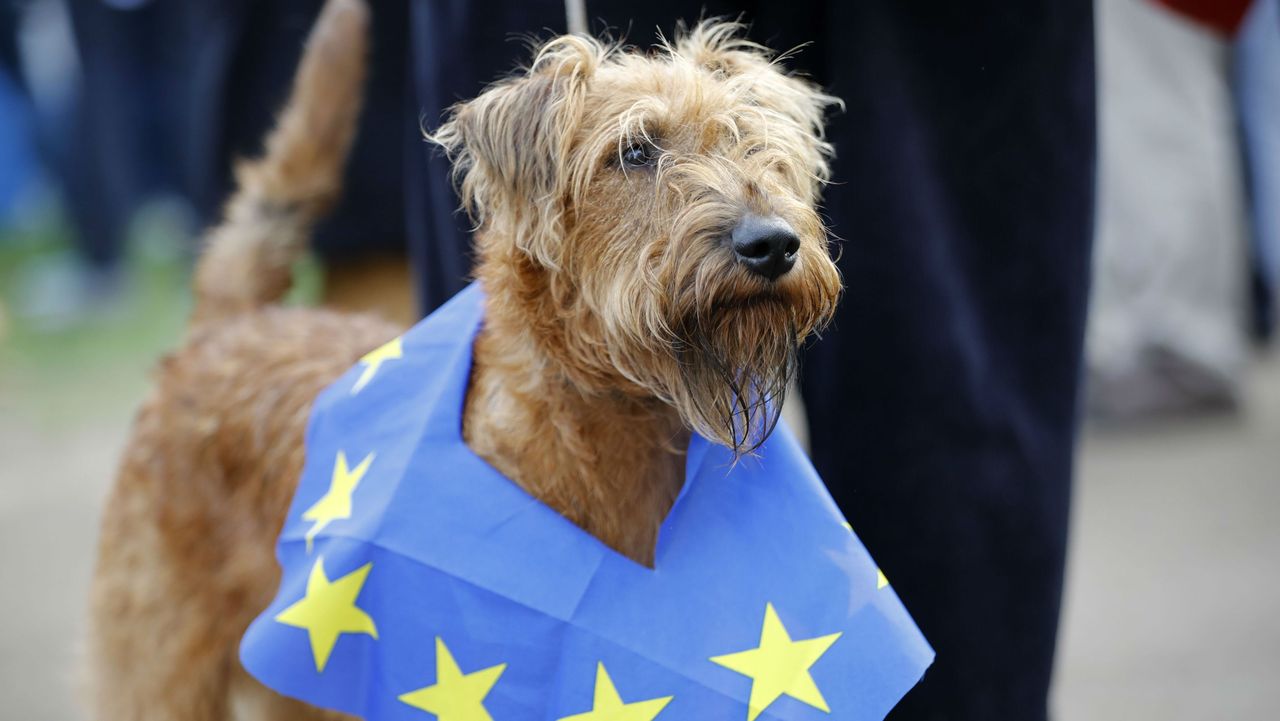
left=0, top=0, right=32, bottom=334
left=0, top=1, right=38, bottom=225
left=1236, top=0, right=1280, bottom=340
left=65, top=0, right=188, bottom=274
left=1087, top=0, right=1272, bottom=419
left=2, top=0, right=191, bottom=326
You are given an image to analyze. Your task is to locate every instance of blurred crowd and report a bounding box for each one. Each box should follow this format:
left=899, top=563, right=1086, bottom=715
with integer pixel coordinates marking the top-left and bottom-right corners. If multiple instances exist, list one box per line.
left=0, top=0, right=1274, bottom=410
left=1089, top=0, right=1280, bottom=418
left=0, top=1, right=1276, bottom=721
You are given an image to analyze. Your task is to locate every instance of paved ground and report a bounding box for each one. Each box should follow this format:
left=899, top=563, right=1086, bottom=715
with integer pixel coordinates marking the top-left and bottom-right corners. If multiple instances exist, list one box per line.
left=0, top=413, right=121, bottom=721
left=1054, top=356, right=1280, bottom=720
left=1, top=343, right=1278, bottom=720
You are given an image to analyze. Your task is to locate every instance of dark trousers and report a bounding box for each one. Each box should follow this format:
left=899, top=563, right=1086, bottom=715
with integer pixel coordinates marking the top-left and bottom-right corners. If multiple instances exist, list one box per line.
left=58, top=0, right=188, bottom=268
left=792, top=5, right=1096, bottom=719
left=406, top=2, right=1096, bottom=720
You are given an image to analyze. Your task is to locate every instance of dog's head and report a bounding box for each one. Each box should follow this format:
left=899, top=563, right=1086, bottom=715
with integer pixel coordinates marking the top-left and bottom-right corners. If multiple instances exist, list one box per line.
left=432, top=22, right=842, bottom=454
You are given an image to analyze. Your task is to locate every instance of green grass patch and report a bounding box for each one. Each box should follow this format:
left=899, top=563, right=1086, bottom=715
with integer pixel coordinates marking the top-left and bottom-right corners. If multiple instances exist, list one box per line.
left=0, top=204, right=328, bottom=428
left=0, top=210, right=190, bottom=427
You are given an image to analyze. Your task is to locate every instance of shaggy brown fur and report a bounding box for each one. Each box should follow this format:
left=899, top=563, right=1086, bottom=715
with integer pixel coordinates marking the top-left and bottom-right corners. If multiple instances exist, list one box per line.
left=87, top=2, right=842, bottom=719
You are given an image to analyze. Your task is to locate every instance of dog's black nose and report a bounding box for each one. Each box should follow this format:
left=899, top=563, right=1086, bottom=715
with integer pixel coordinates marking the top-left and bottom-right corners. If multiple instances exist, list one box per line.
left=731, top=214, right=800, bottom=281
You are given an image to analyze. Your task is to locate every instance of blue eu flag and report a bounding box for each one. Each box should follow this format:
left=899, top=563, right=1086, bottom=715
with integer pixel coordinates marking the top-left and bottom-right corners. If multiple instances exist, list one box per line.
left=240, top=284, right=933, bottom=721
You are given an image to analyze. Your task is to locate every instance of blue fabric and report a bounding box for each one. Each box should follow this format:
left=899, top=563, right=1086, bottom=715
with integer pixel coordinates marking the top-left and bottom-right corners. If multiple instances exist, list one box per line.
left=241, top=283, right=932, bottom=721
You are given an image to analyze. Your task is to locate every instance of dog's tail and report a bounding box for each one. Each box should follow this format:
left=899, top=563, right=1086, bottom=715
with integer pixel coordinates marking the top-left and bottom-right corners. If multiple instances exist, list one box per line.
left=191, top=0, right=369, bottom=325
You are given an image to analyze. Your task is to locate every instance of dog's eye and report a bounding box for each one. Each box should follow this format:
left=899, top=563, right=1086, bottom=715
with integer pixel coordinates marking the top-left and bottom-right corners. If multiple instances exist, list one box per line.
left=620, top=142, right=657, bottom=168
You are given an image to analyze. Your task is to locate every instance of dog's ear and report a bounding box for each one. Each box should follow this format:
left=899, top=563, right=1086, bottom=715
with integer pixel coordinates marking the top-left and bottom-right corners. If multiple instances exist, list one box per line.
left=430, top=35, right=599, bottom=268
left=677, top=21, right=840, bottom=194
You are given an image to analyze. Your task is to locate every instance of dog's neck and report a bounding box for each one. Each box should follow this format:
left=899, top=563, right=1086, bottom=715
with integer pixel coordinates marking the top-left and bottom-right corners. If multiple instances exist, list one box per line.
left=462, top=268, right=689, bottom=567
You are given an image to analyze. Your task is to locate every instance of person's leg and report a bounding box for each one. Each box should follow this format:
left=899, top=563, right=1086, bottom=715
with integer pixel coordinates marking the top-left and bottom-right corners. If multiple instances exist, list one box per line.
left=65, top=0, right=147, bottom=271
left=798, top=2, right=1096, bottom=719
left=1237, top=0, right=1280, bottom=339
left=0, top=2, right=21, bottom=84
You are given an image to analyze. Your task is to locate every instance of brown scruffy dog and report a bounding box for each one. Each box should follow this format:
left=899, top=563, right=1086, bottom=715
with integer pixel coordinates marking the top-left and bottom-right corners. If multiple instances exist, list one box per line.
left=87, top=0, right=843, bottom=718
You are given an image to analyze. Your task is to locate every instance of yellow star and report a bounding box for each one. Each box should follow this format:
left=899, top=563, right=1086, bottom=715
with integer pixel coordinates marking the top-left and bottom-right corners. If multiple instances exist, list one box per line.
left=274, top=557, right=378, bottom=672
left=556, top=663, right=673, bottom=721
left=352, top=337, right=403, bottom=393
left=398, top=637, right=507, bottom=721
left=710, top=603, right=842, bottom=721
left=302, top=450, right=374, bottom=552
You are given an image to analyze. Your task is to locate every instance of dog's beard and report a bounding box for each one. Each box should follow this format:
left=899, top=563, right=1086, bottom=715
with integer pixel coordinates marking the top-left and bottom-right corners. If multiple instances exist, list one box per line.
left=673, top=299, right=799, bottom=455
